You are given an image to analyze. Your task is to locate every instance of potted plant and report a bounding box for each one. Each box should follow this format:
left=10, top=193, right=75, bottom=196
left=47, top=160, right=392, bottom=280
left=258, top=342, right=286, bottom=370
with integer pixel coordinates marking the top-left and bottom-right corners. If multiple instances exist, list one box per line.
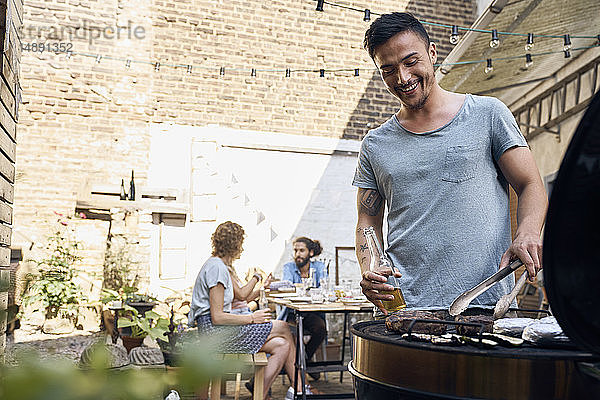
left=21, top=230, right=86, bottom=333
left=117, top=305, right=169, bottom=353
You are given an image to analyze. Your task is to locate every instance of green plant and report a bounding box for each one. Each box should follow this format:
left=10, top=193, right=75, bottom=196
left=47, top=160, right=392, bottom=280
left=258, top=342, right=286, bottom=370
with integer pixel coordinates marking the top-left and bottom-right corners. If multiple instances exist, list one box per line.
left=21, top=230, right=86, bottom=320
left=117, top=305, right=169, bottom=342
left=102, top=237, right=141, bottom=295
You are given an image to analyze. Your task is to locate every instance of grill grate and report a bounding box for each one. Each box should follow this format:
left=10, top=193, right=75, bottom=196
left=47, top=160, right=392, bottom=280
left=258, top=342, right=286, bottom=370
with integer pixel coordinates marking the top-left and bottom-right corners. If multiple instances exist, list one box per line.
left=352, top=320, right=599, bottom=360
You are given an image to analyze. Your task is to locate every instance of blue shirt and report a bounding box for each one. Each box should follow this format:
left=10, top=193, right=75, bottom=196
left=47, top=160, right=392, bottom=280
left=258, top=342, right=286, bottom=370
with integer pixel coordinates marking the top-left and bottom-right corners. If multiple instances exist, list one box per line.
left=188, top=257, right=234, bottom=326
left=277, top=260, right=327, bottom=321
left=282, top=260, right=327, bottom=287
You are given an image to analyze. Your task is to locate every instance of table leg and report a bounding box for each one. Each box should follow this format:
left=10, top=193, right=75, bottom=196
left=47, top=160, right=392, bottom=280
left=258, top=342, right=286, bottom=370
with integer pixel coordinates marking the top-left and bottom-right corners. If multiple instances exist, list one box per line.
left=340, top=312, right=349, bottom=383
left=298, top=312, right=307, bottom=400
left=112, top=309, right=120, bottom=344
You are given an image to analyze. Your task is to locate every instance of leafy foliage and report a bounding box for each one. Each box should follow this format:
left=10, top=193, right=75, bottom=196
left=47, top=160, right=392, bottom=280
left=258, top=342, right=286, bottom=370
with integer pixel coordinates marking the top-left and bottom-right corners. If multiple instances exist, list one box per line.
left=21, top=231, right=86, bottom=320
left=117, top=305, right=169, bottom=342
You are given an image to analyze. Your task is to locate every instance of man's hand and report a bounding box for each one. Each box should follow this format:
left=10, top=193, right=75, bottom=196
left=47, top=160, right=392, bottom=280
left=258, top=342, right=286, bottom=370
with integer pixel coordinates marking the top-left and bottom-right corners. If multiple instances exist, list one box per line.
left=360, top=267, right=402, bottom=315
left=499, top=232, right=542, bottom=282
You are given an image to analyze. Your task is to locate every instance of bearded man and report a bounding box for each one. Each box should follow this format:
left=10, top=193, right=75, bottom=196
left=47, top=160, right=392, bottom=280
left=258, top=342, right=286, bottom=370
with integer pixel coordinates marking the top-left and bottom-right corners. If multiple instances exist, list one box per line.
left=277, top=237, right=327, bottom=380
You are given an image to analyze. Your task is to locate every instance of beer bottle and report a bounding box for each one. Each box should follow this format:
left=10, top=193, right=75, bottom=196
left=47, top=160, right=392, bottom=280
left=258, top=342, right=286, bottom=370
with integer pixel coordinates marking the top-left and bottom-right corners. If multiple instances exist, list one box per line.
left=363, top=227, right=407, bottom=314
left=120, top=179, right=128, bottom=200
left=129, top=170, right=136, bottom=201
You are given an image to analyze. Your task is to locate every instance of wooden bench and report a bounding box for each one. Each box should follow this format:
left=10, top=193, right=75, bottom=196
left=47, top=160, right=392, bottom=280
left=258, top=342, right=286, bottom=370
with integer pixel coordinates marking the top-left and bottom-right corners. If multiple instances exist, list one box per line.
left=210, top=352, right=268, bottom=400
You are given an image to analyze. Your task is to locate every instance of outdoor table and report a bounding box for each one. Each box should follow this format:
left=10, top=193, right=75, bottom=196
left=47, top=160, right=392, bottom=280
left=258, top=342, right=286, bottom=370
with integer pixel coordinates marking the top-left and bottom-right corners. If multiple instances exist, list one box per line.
left=267, top=295, right=373, bottom=400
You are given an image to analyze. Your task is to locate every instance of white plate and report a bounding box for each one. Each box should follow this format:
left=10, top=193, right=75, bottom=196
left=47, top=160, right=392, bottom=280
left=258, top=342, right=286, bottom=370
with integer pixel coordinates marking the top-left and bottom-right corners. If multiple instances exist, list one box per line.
left=289, top=296, right=312, bottom=302
left=270, top=292, right=298, bottom=298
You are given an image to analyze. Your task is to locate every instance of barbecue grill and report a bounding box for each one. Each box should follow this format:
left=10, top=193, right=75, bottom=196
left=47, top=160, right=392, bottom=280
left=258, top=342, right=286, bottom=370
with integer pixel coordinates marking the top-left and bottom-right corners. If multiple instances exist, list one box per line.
left=348, top=91, right=600, bottom=399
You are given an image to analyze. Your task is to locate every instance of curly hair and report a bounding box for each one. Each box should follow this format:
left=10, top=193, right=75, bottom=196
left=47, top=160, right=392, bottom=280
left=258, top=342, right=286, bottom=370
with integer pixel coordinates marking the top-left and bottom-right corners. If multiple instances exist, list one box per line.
left=211, top=221, right=245, bottom=259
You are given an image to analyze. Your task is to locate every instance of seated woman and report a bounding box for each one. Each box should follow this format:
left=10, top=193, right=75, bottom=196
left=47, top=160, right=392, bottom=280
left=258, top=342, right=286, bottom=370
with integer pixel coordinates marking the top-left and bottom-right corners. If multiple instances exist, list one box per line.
left=189, top=221, right=306, bottom=400
left=229, top=266, right=272, bottom=315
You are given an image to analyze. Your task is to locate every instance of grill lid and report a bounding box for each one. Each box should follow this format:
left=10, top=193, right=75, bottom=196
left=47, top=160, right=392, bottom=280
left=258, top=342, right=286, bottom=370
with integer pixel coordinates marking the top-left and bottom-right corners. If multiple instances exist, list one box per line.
left=543, top=90, right=600, bottom=355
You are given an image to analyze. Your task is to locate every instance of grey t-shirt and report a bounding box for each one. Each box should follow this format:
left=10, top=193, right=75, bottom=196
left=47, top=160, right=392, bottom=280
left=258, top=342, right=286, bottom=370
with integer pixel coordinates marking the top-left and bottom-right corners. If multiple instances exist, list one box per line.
left=189, top=257, right=234, bottom=323
left=353, top=94, right=527, bottom=309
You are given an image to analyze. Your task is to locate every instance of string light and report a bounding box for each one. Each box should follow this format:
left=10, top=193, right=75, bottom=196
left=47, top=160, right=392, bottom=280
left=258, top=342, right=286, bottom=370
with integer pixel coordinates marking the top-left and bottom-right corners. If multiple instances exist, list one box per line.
left=490, top=29, right=500, bottom=48
left=524, top=53, right=533, bottom=69
left=564, top=49, right=571, bottom=58
left=316, top=0, right=324, bottom=12
left=154, top=62, right=160, bottom=72
left=484, top=58, right=493, bottom=74
left=319, top=68, right=325, bottom=77
left=363, top=9, right=370, bottom=22
left=563, top=34, right=572, bottom=51
left=57, top=42, right=600, bottom=80
left=525, top=33, right=534, bottom=51
left=95, top=54, right=102, bottom=63
left=251, top=68, right=256, bottom=77
left=450, top=25, right=460, bottom=45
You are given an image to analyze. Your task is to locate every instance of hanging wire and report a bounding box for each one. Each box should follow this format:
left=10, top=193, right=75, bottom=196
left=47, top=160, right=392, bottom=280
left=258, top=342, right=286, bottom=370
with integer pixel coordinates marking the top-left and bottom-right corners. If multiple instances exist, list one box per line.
left=317, top=0, right=598, bottom=39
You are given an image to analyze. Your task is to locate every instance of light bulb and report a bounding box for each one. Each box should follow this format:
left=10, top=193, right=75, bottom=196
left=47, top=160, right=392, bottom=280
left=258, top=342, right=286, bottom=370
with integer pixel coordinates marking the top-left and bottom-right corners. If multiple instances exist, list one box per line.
left=524, top=54, right=533, bottom=69
left=95, top=55, right=102, bottom=63
left=450, top=25, right=459, bottom=45
left=251, top=68, right=256, bottom=77
left=187, top=65, right=192, bottom=74
left=525, top=33, right=534, bottom=51
left=563, top=34, right=572, bottom=52
left=363, top=9, right=370, bottom=22
left=125, top=58, right=131, bottom=68
left=154, top=62, right=160, bottom=72
left=489, top=29, right=500, bottom=48
left=316, top=0, right=324, bottom=11
left=285, top=68, right=291, bottom=78
left=484, top=59, right=493, bottom=74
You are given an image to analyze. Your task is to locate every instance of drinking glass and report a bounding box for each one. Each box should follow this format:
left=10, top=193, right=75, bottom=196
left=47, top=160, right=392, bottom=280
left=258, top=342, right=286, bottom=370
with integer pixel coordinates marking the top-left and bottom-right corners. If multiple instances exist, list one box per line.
left=309, top=288, right=324, bottom=303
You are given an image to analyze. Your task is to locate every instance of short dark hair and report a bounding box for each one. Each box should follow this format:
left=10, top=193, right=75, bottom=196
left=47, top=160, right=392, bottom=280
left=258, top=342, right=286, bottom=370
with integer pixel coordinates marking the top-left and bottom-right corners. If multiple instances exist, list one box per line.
left=293, top=237, right=323, bottom=257
left=363, top=12, right=430, bottom=60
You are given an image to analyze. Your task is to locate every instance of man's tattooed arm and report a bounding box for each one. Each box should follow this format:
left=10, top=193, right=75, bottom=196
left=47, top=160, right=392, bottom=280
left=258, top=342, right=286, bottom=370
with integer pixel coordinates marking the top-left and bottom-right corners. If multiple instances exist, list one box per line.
left=355, top=188, right=385, bottom=274
left=359, top=188, right=384, bottom=216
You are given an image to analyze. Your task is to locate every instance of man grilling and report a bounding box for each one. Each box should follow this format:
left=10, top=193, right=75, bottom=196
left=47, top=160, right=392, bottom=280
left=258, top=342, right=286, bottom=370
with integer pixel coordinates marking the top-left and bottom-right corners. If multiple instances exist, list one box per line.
left=353, top=12, right=548, bottom=313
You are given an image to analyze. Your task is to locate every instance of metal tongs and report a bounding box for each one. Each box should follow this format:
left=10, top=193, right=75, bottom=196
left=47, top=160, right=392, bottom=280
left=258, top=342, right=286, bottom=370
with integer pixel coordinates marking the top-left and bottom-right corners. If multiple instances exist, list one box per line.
left=449, top=259, right=523, bottom=316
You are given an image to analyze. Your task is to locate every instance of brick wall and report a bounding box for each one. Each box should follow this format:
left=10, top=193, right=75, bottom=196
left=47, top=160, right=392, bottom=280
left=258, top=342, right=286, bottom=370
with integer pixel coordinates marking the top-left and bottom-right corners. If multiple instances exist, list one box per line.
left=13, top=1, right=476, bottom=300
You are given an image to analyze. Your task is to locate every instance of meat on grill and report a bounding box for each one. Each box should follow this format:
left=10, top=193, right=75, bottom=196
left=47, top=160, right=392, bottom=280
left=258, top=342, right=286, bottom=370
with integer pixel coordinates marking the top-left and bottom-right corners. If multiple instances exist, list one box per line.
left=385, top=310, right=447, bottom=335
left=455, top=315, right=494, bottom=335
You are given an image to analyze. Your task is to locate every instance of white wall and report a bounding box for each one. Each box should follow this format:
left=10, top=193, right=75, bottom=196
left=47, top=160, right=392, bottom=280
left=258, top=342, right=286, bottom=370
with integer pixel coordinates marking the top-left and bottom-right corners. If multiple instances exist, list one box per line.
left=146, top=124, right=361, bottom=297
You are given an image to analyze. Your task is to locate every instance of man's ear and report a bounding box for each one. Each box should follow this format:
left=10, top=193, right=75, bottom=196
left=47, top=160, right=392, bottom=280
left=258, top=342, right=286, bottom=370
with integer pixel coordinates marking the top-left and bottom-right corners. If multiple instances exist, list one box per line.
left=309, top=250, right=314, bottom=258
left=429, top=42, right=437, bottom=65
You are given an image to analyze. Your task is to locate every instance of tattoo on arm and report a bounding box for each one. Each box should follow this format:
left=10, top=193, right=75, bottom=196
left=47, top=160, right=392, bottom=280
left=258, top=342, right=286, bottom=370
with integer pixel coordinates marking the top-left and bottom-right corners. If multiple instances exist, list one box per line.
left=359, top=244, right=368, bottom=253
left=359, top=189, right=383, bottom=216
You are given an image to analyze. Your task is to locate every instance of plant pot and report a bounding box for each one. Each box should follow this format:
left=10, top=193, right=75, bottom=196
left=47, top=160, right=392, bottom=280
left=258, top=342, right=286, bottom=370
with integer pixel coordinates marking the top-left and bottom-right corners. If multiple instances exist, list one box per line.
left=121, top=335, right=144, bottom=353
